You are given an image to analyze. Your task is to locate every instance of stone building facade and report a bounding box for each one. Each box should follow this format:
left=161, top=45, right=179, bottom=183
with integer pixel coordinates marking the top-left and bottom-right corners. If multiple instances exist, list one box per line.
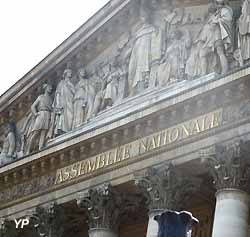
left=0, top=0, right=250, bottom=236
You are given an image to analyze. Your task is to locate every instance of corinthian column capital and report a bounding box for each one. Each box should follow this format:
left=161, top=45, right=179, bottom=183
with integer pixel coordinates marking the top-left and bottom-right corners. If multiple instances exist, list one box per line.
left=134, top=163, right=199, bottom=212
left=202, top=140, right=250, bottom=192
left=77, top=183, right=123, bottom=232
left=29, top=202, right=65, bottom=237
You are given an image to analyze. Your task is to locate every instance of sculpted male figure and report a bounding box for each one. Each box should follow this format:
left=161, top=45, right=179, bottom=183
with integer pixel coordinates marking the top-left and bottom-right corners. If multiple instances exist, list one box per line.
left=50, top=69, right=75, bottom=137
left=128, top=3, right=156, bottom=95
left=158, top=29, right=191, bottom=86
left=26, top=84, right=53, bottom=154
left=73, top=68, right=95, bottom=128
left=150, top=0, right=184, bottom=87
left=238, top=0, right=250, bottom=65
left=0, top=123, right=16, bottom=165
left=186, top=0, right=233, bottom=77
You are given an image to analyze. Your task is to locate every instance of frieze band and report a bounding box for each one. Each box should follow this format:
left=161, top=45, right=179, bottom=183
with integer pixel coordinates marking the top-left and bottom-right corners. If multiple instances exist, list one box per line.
left=55, top=109, right=222, bottom=184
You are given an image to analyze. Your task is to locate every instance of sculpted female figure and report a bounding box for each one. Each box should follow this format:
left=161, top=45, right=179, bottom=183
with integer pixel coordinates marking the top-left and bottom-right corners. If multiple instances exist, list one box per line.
left=72, top=68, right=95, bottom=128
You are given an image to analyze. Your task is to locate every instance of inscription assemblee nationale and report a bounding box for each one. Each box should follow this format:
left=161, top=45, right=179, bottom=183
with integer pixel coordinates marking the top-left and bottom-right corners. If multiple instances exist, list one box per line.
left=55, top=109, right=222, bottom=184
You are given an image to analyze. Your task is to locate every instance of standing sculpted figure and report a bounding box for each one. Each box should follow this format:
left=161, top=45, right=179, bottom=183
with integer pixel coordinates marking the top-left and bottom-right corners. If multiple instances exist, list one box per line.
left=49, top=69, right=75, bottom=137
left=186, top=0, right=233, bottom=78
left=238, top=0, right=250, bottom=65
left=0, top=123, right=16, bottom=165
left=72, top=68, right=95, bottom=128
left=26, top=84, right=53, bottom=154
left=150, top=0, right=185, bottom=87
left=128, top=3, right=156, bottom=95
left=158, top=29, right=191, bottom=86
left=102, top=58, right=127, bottom=107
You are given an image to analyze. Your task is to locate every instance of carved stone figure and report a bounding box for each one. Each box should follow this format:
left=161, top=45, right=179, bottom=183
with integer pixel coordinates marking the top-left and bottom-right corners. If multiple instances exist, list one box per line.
left=158, top=29, right=191, bottom=86
left=238, top=0, right=250, bottom=65
left=0, top=123, right=17, bottom=166
left=186, top=0, right=233, bottom=78
left=72, top=68, right=95, bottom=128
left=103, top=58, right=126, bottom=107
left=25, top=84, right=53, bottom=154
left=49, top=69, right=75, bottom=137
left=150, top=3, right=186, bottom=87
left=128, top=3, right=157, bottom=95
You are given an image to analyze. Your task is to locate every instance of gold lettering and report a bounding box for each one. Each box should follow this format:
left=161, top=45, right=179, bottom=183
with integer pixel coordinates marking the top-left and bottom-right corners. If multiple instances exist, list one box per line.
left=201, top=116, right=207, bottom=131
left=211, top=112, right=220, bottom=128
left=63, top=168, right=70, bottom=181
left=78, top=161, right=87, bottom=176
left=169, top=127, right=180, bottom=143
left=147, top=133, right=162, bottom=151
left=191, top=120, right=201, bottom=134
left=70, top=164, right=79, bottom=179
left=113, top=147, right=121, bottom=163
left=163, top=130, right=170, bottom=145
left=122, top=145, right=131, bottom=160
left=96, top=154, right=106, bottom=169
left=106, top=151, right=113, bottom=166
left=181, top=124, right=190, bottom=137
left=139, top=138, right=148, bottom=154
left=87, top=159, right=96, bottom=173
left=55, top=170, right=63, bottom=184
left=147, top=136, right=155, bottom=151
left=54, top=110, right=223, bottom=185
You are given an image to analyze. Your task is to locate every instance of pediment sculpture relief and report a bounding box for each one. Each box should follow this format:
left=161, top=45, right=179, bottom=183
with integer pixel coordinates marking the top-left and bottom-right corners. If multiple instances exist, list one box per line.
left=1, top=0, right=249, bottom=165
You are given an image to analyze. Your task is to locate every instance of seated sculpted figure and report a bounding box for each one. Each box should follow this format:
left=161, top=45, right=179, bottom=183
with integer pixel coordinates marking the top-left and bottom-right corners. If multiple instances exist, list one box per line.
left=158, top=29, right=191, bottom=86
left=72, top=68, right=95, bottom=128
left=185, top=0, right=233, bottom=78
left=0, top=123, right=17, bottom=166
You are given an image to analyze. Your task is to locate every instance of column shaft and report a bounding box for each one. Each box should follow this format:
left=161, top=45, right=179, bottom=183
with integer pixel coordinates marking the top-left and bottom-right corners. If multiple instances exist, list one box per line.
left=147, top=210, right=164, bottom=237
left=212, top=189, right=249, bottom=237
left=89, top=228, right=118, bottom=237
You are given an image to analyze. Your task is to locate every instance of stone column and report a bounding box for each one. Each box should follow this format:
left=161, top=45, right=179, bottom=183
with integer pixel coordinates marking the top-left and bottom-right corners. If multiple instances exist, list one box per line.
left=77, top=184, right=123, bottom=237
left=204, top=142, right=250, bottom=237
left=134, top=163, right=199, bottom=237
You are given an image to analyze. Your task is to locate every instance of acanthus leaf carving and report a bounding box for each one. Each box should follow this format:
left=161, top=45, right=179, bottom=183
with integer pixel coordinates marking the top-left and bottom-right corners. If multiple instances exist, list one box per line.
left=29, top=202, right=65, bottom=237
left=201, top=140, right=250, bottom=192
left=134, top=163, right=199, bottom=212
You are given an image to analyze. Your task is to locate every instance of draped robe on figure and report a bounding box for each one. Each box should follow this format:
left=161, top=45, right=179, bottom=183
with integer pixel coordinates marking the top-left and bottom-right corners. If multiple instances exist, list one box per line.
left=238, top=0, right=250, bottom=61
left=128, top=23, right=156, bottom=91
left=53, top=79, right=75, bottom=134
left=185, top=5, right=233, bottom=77
left=73, top=79, right=95, bottom=128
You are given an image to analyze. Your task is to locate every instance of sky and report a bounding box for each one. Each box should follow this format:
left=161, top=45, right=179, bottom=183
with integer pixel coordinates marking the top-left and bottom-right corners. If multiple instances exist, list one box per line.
left=0, top=0, right=110, bottom=96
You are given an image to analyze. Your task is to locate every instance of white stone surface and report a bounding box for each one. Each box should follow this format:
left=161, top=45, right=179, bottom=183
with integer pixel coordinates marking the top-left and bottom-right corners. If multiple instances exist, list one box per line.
left=89, top=228, right=118, bottom=237
left=212, top=189, right=249, bottom=237
left=147, top=209, right=164, bottom=237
